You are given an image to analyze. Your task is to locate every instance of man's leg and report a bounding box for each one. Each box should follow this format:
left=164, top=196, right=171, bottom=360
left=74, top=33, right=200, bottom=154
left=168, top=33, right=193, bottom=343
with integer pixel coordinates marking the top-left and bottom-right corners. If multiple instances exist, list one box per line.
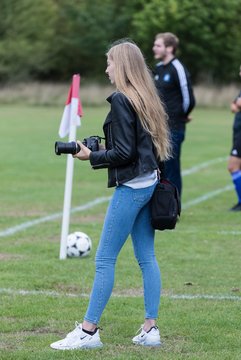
left=164, top=130, right=185, bottom=196
left=227, top=155, right=241, bottom=209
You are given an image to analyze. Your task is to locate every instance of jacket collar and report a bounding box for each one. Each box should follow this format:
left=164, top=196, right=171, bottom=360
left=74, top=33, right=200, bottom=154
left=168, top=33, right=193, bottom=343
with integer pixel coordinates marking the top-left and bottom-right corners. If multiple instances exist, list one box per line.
left=106, top=92, right=117, bottom=103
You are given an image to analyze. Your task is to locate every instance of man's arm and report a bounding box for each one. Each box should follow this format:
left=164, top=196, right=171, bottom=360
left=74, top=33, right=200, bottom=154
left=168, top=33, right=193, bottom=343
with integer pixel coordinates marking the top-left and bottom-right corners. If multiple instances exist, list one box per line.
left=172, top=59, right=195, bottom=116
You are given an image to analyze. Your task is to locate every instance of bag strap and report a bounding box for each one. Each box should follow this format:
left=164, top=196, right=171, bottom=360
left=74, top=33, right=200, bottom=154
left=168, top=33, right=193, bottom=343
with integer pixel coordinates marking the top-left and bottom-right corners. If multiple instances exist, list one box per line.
left=157, top=168, right=161, bottom=181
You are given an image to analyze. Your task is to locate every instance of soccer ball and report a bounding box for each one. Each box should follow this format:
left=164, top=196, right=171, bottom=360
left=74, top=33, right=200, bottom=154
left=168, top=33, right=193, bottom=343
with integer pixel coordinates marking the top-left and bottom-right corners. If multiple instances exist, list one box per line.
left=67, top=231, right=92, bottom=258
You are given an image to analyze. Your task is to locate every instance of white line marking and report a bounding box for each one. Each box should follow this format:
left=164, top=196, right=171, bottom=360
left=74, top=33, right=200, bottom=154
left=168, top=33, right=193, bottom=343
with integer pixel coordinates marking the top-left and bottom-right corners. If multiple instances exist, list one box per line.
left=0, top=186, right=233, bottom=237
left=182, top=156, right=227, bottom=176
left=173, top=229, right=241, bottom=235
left=218, top=231, right=241, bottom=235
left=0, top=288, right=88, bottom=298
left=0, top=288, right=240, bottom=301
left=168, top=294, right=241, bottom=301
left=0, top=157, right=231, bottom=237
left=0, top=197, right=111, bottom=237
left=182, top=184, right=233, bottom=209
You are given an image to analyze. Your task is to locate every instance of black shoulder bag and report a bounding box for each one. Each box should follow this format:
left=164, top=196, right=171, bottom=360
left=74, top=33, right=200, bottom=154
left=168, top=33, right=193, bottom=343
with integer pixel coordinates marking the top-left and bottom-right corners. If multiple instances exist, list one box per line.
left=150, top=177, right=181, bottom=231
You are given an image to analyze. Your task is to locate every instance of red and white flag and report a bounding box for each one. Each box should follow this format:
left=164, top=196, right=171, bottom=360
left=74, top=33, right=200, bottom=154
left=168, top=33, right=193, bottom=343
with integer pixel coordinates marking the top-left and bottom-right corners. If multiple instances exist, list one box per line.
left=58, top=74, right=83, bottom=138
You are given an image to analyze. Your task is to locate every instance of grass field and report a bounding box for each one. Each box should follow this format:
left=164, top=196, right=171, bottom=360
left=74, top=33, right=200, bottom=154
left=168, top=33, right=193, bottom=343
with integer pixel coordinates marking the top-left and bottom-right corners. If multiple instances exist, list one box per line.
left=0, top=103, right=241, bottom=360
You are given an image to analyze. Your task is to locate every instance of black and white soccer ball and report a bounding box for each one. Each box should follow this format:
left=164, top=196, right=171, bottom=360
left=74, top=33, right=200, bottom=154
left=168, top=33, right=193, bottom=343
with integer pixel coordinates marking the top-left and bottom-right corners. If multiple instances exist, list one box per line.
left=67, top=231, right=92, bottom=258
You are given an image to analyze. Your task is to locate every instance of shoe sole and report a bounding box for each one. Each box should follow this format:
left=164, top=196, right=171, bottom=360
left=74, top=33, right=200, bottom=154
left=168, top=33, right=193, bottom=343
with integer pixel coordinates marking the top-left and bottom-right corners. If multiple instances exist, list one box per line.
left=50, top=342, right=103, bottom=350
left=133, top=341, right=161, bottom=347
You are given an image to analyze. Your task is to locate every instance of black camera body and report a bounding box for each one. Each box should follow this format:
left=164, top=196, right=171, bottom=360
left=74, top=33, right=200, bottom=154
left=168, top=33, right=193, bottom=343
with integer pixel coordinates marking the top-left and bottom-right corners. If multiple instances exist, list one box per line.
left=55, top=136, right=101, bottom=156
left=82, top=136, right=100, bottom=152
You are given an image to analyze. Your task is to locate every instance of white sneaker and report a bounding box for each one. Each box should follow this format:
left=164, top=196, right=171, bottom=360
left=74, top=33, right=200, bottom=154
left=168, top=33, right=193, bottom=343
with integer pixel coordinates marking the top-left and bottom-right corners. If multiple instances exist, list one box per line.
left=50, top=322, right=103, bottom=350
left=132, top=325, right=161, bottom=346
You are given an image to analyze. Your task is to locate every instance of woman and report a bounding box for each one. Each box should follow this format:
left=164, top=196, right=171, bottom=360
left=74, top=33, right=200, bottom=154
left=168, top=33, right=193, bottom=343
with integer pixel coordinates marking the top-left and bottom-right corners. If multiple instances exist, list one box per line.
left=50, top=40, right=171, bottom=350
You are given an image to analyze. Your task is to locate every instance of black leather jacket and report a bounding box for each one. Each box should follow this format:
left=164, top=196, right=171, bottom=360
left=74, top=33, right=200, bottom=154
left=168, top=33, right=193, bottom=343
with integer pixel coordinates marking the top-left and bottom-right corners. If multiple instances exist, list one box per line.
left=89, top=92, right=158, bottom=188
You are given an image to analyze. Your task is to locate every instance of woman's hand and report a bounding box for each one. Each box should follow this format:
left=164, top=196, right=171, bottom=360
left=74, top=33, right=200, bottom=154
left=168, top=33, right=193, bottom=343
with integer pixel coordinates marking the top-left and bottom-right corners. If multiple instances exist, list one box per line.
left=73, top=140, right=91, bottom=160
left=184, top=115, right=193, bottom=123
left=236, top=97, right=241, bottom=110
left=230, top=102, right=239, bottom=113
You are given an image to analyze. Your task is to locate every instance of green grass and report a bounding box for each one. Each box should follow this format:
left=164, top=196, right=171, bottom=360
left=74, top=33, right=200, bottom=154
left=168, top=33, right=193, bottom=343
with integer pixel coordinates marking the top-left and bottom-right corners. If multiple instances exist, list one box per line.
left=0, top=104, right=241, bottom=360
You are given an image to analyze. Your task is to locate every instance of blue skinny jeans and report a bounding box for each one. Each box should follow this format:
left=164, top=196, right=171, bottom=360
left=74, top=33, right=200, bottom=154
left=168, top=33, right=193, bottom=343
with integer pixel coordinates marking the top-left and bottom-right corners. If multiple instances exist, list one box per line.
left=84, top=183, right=161, bottom=324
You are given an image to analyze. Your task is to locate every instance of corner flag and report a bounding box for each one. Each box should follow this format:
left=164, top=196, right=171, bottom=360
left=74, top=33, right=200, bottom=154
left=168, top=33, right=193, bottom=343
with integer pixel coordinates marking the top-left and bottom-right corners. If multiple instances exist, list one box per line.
left=59, top=74, right=83, bottom=260
left=58, top=74, right=83, bottom=138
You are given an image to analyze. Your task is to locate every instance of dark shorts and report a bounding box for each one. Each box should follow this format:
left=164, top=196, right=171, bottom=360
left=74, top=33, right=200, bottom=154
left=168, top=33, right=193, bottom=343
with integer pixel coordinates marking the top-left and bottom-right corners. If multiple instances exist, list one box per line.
left=230, top=112, right=241, bottom=158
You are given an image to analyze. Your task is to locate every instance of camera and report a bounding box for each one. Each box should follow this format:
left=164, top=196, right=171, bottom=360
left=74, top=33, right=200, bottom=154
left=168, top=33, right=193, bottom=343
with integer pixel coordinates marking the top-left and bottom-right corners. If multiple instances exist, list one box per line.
left=82, top=136, right=101, bottom=152
left=55, top=136, right=101, bottom=156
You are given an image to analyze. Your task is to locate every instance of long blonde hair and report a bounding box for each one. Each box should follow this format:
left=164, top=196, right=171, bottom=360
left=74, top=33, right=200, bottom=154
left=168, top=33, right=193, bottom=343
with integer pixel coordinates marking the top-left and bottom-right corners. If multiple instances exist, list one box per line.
left=107, top=40, right=171, bottom=161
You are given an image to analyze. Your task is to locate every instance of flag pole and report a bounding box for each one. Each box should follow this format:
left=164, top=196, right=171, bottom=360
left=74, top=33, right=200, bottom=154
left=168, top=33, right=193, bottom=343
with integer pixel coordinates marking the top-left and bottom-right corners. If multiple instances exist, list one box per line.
left=59, top=74, right=81, bottom=259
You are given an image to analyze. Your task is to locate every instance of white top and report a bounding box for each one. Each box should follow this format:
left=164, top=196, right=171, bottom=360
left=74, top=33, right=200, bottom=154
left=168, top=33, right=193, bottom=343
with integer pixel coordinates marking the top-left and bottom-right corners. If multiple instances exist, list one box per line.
left=123, top=170, right=158, bottom=189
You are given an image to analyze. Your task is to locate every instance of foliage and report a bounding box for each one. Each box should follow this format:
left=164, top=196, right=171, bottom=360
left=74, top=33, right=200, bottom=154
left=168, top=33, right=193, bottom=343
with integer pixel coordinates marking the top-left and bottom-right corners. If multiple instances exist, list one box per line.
left=0, top=0, right=241, bottom=83
left=0, top=0, right=58, bottom=81
left=132, top=0, right=241, bottom=83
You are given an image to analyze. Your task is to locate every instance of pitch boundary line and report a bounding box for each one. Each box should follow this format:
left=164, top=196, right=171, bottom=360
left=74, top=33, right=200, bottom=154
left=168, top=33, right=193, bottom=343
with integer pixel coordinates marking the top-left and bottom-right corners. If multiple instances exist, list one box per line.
left=0, top=185, right=232, bottom=238
left=218, top=231, right=241, bottom=235
left=182, top=184, right=233, bottom=209
left=0, top=196, right=111, bottom=237
left=0, top=288, right=240, bottom=301
left=182, top=156, right=227, bottom=176
left=0, top=157, right=230, bottom=238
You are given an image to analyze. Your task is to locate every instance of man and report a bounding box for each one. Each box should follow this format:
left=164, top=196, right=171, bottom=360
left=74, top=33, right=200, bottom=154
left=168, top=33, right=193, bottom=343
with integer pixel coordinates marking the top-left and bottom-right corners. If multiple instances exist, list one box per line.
left=153, top=32, right=195, bottom=196
left=227, top=65, right=241, bottom=211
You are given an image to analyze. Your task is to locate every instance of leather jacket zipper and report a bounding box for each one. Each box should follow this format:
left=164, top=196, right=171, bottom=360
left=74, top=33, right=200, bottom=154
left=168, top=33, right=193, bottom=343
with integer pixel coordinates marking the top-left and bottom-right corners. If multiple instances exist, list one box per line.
left=115, top=168, right=119, bottom=186
left=108, top=123, right=119, bottom=186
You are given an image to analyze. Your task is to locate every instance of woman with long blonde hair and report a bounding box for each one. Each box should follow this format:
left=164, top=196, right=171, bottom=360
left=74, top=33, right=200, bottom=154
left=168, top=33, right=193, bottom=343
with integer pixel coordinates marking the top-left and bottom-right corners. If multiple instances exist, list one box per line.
left=50, top=40, right=171, bottom=351
left=107, top=40, right=171, bottom=162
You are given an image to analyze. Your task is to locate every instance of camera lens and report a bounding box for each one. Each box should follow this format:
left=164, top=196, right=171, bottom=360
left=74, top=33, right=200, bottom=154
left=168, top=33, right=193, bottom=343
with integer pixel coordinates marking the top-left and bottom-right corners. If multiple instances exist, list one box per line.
left=55, top=141, right=80, bottom=155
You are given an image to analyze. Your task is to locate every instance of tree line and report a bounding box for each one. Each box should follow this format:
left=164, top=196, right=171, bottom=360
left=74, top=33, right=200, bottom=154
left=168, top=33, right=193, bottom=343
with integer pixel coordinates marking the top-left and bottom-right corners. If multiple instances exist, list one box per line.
left=0, top=0, right=241, bottom=84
